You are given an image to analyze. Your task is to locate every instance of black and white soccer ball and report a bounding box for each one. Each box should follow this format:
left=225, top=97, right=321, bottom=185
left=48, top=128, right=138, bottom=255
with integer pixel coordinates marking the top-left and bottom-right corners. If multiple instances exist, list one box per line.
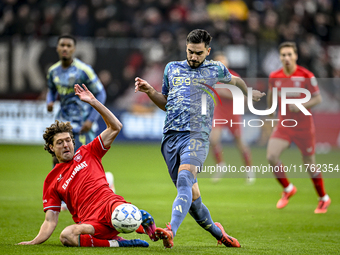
left=111, top=203, right=142, bottom=233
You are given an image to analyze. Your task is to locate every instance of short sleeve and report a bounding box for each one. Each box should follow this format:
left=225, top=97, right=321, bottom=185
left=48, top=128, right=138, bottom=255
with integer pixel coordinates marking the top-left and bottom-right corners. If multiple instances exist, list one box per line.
left=83, top=136, right=110, bottom=160
left=216, top=62, right=231, bottom=83
left=162, top=63, right=171, bottom=96
left=305, top=72, right=319, bottom=96
left=43, top=180, right=61, bottom=212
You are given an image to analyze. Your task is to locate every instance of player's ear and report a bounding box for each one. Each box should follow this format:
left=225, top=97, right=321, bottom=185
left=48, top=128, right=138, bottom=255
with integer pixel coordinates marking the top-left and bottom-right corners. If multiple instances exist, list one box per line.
left=49, top=144, right=54, bottom=152
left=207, top=47, right=211, bottom=56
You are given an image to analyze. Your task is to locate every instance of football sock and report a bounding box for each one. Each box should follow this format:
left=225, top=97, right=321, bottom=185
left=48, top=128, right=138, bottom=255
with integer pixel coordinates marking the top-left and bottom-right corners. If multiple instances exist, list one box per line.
left=320, top=194, right=330, bottom=202
left=79, top=234, right=110, bottom=247
left=212, top=144, right=224, bottom=164
left=311, top=171, right=326, bottom=197
left=189, top=196, right=222, bottom=239
left=242, top=150, right=252, bottom=166
left=273, top=161, right=290, bottom=188
left=284, top=183, right=294, bottom=193
left=105, top=171, right=115, bottom=193
left=170, top=170, right=194, bottom=237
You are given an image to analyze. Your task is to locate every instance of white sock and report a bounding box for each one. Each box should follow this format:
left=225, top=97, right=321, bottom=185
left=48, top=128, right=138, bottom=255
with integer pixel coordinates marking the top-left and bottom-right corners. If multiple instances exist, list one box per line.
left=284, top=183, right=294, bottom=193
left=320, top=194, right=329, bottom=201
left=108, top=240, right=119, bottom=247
left=105, top=172, right=115, bottom=192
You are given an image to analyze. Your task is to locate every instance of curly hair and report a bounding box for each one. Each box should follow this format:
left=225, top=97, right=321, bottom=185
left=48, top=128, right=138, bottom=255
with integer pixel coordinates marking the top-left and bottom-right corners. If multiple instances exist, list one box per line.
left=43, top=120, right=75, bottom=156
left=186, top=29, right=212, bottom=48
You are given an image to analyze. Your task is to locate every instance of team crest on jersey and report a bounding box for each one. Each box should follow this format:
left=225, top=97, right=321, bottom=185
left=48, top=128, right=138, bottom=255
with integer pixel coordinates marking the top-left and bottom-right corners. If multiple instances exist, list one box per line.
left=201, top=69, right=210, bottom=77
left=68, top=76, right=76, bottom=86
left=57, top=174, right=63, bottom=182
left=275, top=80, right=281, bottom=87
left=74, top=153, right=82, bottom=162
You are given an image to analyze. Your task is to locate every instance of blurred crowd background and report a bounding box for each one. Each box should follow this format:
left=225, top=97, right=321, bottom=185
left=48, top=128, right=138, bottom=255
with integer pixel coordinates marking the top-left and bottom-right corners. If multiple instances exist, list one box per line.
left=0, top=0, right=340, bottom=108
left=0, top=0, right=339, bottom=146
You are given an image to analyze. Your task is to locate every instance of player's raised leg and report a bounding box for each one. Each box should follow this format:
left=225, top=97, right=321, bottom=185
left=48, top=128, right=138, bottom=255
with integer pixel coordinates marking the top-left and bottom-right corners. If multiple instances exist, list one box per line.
left=136, top=209, right=158, bottom=241
left=189, top=183, right=241, bottom=247
left=155, top=164, right=196, bottom=248
left=267, top=137, right=297, bottom=209
left=303, top=154, right=331, bottom=213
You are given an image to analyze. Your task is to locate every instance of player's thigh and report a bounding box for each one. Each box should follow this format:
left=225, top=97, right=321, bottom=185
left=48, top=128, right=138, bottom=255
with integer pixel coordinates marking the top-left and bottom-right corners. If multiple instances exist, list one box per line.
left=161, top=134, right=181, bottom=186
left=210, top=127, right=223, bottom=145
left=293, top=130, right=315, bottom=157
left=267, top=138, right=290, bottom=161
left=179, top=134, right=209, bottom=178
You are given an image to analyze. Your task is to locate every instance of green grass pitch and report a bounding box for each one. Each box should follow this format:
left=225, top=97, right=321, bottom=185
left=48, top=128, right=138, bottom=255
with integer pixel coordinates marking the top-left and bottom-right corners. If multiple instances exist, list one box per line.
left=0, top=143, right=339, bottom=254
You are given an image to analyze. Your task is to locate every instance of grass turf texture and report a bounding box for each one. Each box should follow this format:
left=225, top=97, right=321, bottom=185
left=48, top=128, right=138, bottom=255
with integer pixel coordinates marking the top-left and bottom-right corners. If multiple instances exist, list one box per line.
left=0, top=143, right=339, bottom=255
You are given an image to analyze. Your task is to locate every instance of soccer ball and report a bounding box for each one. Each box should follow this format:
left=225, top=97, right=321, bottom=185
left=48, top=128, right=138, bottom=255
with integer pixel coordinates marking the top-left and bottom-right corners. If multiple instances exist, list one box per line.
left=111, top=203, right=142, bottom=233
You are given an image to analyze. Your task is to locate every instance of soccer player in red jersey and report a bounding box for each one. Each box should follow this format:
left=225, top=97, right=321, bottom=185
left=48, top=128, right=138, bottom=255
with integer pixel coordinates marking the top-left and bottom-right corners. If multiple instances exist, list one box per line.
left=18, top=84, right=156, bottom=247
left=267, top=42, right=331, bottom=213
left=210, top=53, right=254, bottom=183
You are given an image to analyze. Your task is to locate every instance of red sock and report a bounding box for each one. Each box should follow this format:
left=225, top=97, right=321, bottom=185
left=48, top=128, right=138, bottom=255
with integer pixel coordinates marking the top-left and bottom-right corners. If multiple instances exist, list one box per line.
left=273, top=162, right=290, bottom=188
left=311, top=172, right=326, bottom=197
left=135, top=224, right=144, bottom=234
left=79, top=234, right=110, bottom=247
left=242, top=150, right=252, bottom=166
left=212, top=144, right=224, bottom=164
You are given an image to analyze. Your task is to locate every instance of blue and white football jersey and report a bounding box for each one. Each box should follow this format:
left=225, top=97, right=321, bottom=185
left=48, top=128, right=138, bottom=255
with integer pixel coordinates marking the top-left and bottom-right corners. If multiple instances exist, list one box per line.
left=162, top=59, right=232, bottom=136
left=46, top=58, right=105, bottom=134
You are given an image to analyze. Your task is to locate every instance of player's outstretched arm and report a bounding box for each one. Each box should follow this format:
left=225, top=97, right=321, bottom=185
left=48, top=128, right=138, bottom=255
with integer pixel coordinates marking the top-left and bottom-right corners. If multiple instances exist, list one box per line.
left=74, top=84, right=122, bottom=148
left=18, top=210, right=59, bottom=245
left=230, top=75, right=265, bottom=101
left=134, top=77, right=167, bottom=111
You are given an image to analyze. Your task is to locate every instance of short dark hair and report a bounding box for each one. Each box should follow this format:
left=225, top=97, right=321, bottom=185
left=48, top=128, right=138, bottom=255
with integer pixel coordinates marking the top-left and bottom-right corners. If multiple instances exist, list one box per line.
left=186, top=29, right=212, bottom=48
left=57, top=34, right=77, bottom=45
left=279, top=42, right=297, bottom=54
left=43, top=120, right=75, bottom=157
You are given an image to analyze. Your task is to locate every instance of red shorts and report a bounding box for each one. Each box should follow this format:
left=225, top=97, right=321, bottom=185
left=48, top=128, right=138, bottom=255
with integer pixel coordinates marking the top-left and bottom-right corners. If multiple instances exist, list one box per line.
left=270, top=126, right=315, bottom=156
left=81, top=200, right=126, bottom=239
left=213, top=109, right=242, bottom=137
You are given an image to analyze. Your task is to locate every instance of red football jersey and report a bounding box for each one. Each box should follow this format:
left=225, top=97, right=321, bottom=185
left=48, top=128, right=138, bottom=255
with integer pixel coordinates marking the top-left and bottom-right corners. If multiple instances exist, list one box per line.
left=269, top=65, right=320, bottom=130
left=214, top=69, right=240, bottom=119
left=43, top=136, right=125, bottom=223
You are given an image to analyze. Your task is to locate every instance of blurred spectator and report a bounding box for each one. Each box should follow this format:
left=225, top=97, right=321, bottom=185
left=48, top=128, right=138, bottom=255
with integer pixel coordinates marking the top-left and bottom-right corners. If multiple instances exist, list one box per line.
left=1, top=0, right=340, bottom=104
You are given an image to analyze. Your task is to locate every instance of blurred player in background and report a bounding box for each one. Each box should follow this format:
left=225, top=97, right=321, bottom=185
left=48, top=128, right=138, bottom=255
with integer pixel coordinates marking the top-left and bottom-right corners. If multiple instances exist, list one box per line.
left=46, top=35, right=114, bottom=209
left=135, top=29, right=265, bottom=249
left=210, top=52, right=254, bottom=184
left=18, top=84, right=156, bottom=248
left=267, top=42, right=331, bottom=213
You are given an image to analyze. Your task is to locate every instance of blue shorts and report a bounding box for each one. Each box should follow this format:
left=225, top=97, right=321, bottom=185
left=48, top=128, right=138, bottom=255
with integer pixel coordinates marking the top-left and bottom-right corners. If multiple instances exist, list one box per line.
left=161, top=131, right=209, bottom=186
left=74, top=131, right=95, bottom=151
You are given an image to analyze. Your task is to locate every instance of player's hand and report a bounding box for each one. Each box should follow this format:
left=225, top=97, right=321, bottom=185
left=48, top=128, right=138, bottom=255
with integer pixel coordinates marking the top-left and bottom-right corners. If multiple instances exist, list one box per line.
left=135, top=77, right=153, bottom=94
left=17, top=241, right=35, bottom=245
left=47, top=102, right=54, bottom=112
left=288, top=104, right=300, bottom=112
left=252, top=90, right=266, bottom=102
left=80, top=120, right=93, bottom=133
left=74, top=84, right=95, bottom=103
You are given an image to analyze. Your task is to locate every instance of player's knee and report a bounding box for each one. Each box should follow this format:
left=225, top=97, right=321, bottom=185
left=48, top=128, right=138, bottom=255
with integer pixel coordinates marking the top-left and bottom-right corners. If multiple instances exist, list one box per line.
left=267, top=153, right=278, bottom=165
left=177, top=170, right=194, bottom=188
left=60, top=226, right=78, bottom=247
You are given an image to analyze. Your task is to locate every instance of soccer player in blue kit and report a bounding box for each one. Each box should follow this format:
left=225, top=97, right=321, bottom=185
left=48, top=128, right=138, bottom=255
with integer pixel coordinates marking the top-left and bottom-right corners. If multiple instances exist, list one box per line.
left=135, top=29, right=265, bottom=248
left=46, top=35, right=106, bottom=153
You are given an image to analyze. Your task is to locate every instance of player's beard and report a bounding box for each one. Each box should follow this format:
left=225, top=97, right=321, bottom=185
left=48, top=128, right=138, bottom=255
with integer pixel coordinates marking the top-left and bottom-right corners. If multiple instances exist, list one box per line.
left=187, top=57, right=205, bottom=69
